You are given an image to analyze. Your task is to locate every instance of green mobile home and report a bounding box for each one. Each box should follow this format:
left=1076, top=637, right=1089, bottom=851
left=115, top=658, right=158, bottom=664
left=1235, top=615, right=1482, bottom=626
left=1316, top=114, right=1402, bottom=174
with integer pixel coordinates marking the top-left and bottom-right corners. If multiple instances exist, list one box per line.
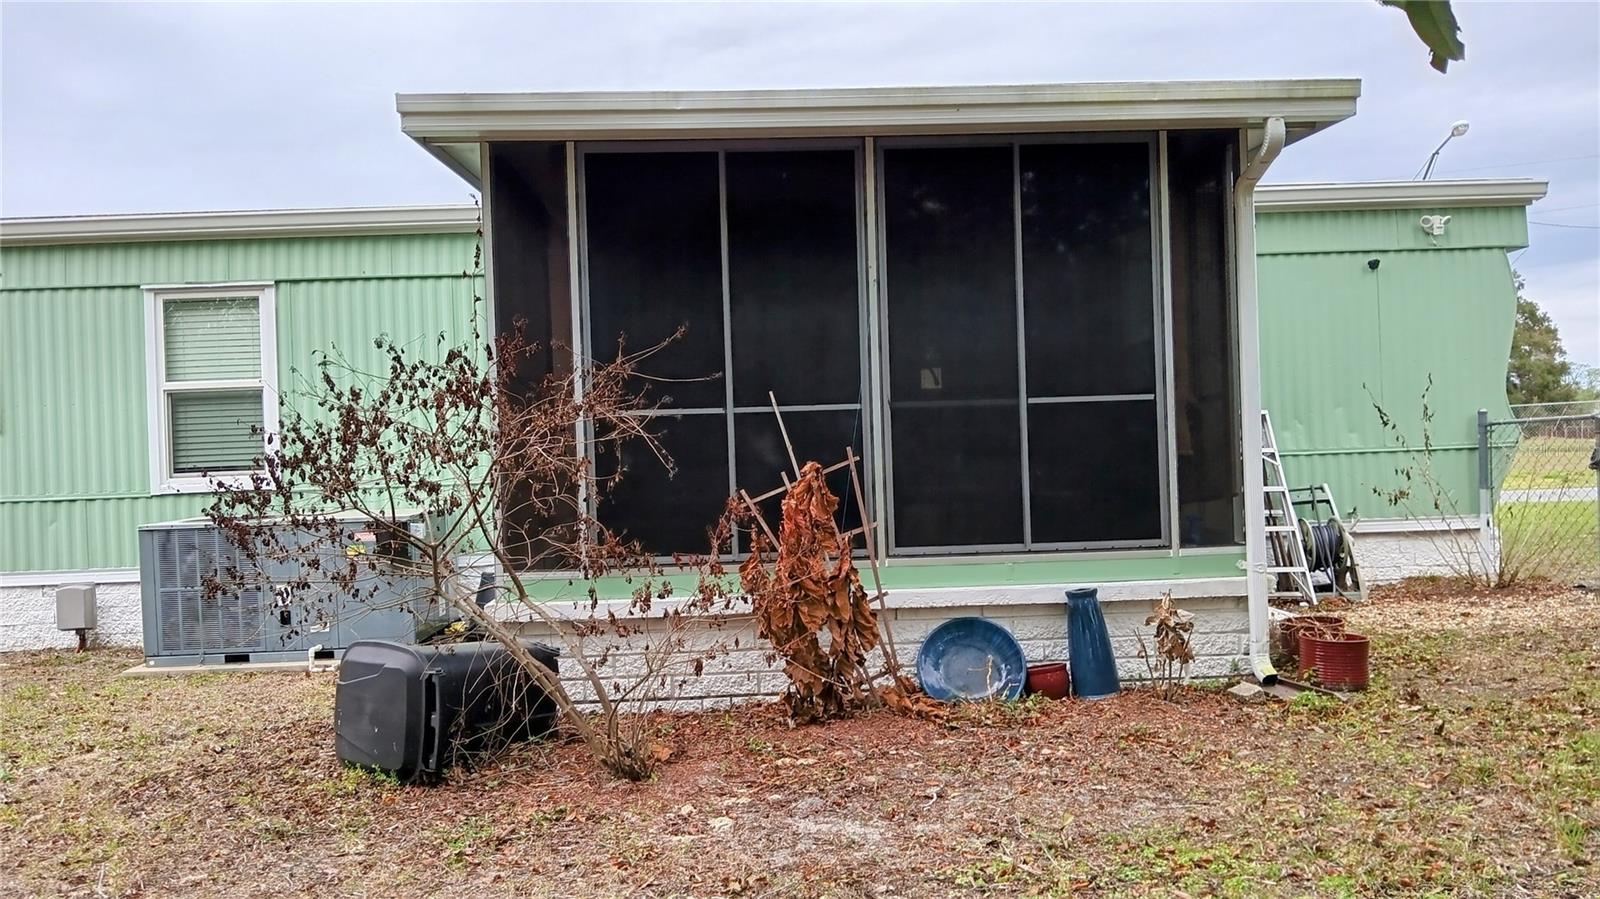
left=3, top=81, right=1543, bottom=691
left=1255, top=178, right=1545, bottom=581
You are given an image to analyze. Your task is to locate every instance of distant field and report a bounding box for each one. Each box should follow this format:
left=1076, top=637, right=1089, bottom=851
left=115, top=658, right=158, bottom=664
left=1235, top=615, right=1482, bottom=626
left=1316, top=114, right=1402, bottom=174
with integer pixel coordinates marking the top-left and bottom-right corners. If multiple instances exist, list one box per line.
left=1502, top=436, right=1596, bottom=491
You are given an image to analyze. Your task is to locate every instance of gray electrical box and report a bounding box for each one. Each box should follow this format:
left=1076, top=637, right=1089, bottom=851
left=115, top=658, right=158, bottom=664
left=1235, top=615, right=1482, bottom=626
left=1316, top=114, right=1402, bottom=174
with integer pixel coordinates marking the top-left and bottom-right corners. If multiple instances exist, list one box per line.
left=56, top=584, right=98, bottom=631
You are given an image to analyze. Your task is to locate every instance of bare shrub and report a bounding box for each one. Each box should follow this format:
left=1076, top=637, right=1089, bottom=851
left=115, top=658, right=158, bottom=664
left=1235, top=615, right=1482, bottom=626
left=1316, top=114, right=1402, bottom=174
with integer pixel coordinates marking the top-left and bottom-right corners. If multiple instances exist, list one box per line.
left=204, top=262, right=740, bottom=780
left=1370, top=377, right=1498, bottom=587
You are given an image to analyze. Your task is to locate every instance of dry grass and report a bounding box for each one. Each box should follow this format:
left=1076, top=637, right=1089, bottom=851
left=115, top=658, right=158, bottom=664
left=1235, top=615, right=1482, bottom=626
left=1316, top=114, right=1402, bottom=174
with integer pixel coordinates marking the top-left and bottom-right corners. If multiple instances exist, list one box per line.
left=2, top=581, right=1598, bottom=897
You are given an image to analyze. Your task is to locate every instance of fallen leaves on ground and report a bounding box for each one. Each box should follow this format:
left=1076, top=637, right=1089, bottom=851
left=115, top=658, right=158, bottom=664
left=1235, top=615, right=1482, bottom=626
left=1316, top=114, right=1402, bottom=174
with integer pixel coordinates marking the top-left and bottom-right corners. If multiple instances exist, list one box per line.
left=1, top=580, right=1596, bottom=897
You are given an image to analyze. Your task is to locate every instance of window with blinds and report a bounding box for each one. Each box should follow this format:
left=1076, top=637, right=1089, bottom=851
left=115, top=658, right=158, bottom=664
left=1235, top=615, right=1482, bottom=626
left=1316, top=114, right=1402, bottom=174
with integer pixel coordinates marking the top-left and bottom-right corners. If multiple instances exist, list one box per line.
left=146, top=286, right=277, bottom=491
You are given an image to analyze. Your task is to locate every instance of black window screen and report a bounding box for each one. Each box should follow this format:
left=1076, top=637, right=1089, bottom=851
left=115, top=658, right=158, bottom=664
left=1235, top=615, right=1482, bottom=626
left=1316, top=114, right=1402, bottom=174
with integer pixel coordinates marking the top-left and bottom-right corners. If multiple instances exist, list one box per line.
left=1020, top=142, right=1155, bottom=398
left=726, top=150, right=861, bottom=407
left=883, top=145, right=1023, bottom=549
left=584, top=152, right=725, bottom=409
left=1169, top=131, right=1241, bottom=546
left=583, top=147, right=864, bottom=557
left=593, top=414, right=730, bottom=556
left=883, top=140, right=1163, bottom=550
left=734, top=409, right=866, bottom=542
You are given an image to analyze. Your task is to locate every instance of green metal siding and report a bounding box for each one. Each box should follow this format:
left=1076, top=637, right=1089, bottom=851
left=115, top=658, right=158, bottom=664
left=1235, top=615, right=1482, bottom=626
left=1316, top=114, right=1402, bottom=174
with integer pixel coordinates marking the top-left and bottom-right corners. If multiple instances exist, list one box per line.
left=1258, top=204, right=1525, bottom=520
left=1255, top=205, right=1530, bottom=255
left=0, top=234, right=480, bottom=573
left=1, top=199, right=1528, bottom=577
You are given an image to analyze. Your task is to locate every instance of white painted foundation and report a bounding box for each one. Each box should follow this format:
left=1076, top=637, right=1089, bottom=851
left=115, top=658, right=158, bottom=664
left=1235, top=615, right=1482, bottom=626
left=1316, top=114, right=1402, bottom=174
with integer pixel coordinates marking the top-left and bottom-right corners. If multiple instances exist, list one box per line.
left=1349, top=518, right=1498, bottom=584
left=0, top=576, right=143, bottom=652
left=498, top=588, right=1251, bottom=710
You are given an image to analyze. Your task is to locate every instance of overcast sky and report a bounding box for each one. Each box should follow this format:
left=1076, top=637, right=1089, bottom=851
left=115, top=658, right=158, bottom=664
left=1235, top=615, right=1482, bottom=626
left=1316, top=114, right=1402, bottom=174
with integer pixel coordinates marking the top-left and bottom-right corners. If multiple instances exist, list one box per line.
left=3, top=1, right=1596, bottom=366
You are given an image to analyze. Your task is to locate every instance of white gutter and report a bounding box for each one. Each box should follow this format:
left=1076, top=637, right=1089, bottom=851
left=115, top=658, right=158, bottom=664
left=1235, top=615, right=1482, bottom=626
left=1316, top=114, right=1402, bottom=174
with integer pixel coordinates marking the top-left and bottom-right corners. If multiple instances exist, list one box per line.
left=1236, top=116, right=1285, bottom=684
left=1256, top=178, right=1547, bottom=211
left=0, top=204, right=481, bottom=247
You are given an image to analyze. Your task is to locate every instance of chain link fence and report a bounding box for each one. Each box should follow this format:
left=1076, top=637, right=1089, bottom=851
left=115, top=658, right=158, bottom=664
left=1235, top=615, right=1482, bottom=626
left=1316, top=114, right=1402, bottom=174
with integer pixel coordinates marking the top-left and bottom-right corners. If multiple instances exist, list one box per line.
left=1482, top=409, right=1600, bottom=587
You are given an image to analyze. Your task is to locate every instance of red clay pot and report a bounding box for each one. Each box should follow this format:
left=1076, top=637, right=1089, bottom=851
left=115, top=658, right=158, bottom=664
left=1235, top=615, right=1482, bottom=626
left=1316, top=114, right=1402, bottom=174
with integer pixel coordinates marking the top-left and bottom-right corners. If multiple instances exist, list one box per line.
left=1025, top=663, right=1071, bottom=700
left=1301, top=631, right=1370, bottom=691
left=1282, top=614, right=1346, bottom=670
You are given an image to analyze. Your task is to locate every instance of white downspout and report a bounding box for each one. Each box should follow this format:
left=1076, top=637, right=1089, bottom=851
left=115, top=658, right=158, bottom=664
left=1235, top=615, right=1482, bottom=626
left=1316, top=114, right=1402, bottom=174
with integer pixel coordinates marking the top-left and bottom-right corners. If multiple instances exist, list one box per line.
left=1236, top=116, right=1285, bottom=683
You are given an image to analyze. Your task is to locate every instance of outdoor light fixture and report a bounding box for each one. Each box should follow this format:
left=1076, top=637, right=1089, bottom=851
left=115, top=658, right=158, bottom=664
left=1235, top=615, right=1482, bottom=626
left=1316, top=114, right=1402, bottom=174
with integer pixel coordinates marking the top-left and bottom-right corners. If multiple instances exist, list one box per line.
left=1418, top=120, right=1471, bottom=180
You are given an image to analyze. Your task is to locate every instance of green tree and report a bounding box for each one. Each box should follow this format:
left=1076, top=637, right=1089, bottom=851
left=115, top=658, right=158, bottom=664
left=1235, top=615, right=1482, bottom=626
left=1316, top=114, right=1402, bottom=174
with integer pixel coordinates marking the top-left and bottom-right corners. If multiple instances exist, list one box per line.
left=1506, top=275, right=1579, bottom=405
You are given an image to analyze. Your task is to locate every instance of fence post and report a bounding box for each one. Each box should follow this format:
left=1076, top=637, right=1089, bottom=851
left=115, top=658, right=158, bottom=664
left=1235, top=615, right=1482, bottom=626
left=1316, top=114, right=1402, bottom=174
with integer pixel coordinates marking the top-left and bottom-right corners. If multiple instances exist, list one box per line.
left=1476, top=408, right=1495, bottom=580
left=1591, top=413, right=1599, bottom=580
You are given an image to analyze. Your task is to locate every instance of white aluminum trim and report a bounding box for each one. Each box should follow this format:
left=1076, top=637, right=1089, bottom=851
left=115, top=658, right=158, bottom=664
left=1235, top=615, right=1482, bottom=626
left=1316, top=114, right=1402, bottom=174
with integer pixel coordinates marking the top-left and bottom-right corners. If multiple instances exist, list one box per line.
left=1350, top=515, right=1482, bottom=534
left=1255, top=178, right=1548, bottom=211
left=881, top=576, right=1246, bottom=610
left=144, top=283, right=279, bottom=495
left=863, top=137, right=889, bottom=565
left=2, top=205, right=480, bottom=246
left=0, top=568, right=141, bottom=588
left=1157, top=132, right=1180, bottom=555
left=1013, top=143, right=1032, bottom=548
left=397, top=79, right=1360, bottom=144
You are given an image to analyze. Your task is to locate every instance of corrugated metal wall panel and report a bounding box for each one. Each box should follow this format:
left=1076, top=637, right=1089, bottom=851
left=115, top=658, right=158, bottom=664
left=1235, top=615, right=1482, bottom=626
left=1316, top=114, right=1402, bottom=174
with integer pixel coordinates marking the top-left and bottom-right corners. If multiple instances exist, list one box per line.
left=0, top=286, right=150, bottom=498
left=1260, top=240, right=1519, bottom=518
left=1, top=235, right=483, bottom=573
left=1257, top=205, right=1530, bottom=255
left=0, top=496, right=200, bottom=573
left=0, top=232, right=478, bottom=291
left=1275, top=448, right=1481, bottom=524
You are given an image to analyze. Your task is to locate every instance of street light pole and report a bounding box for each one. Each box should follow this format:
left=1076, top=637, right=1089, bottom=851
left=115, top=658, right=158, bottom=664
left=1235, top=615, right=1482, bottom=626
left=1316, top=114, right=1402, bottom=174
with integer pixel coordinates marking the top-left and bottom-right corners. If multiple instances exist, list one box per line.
left=1418, top=120, right=1471, bottom=180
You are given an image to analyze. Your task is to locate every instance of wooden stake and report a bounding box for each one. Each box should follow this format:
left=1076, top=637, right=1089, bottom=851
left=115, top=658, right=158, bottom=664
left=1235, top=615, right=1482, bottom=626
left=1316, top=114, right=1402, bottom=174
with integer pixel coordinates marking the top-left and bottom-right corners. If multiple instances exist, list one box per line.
left=847, top=447, right=900, bottom=674
left=738, top=488, right=779, bottom=548
left=768, top=391, right=800, bottom=477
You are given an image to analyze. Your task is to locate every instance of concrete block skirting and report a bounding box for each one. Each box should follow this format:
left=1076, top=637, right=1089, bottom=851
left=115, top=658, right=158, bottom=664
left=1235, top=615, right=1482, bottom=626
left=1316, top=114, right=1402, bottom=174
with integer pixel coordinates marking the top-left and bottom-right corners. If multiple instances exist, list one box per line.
left=3, top=569, right=1249, bottom=708
left=1348, top=518, right=1498, bottom=584
left=503, top=587, right=1251, bottom=709
left=0, top=576, right=143, bottom=652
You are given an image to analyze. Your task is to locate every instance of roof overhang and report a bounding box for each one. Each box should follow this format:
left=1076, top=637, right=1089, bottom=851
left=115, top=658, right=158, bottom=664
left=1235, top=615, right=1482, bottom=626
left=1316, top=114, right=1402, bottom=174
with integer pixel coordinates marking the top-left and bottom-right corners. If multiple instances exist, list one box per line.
left=0, top=204, right=481, bottom=247
left=1256, top=179, right=1548, bottom=212
left=398, top=79, right=1361, bottom=184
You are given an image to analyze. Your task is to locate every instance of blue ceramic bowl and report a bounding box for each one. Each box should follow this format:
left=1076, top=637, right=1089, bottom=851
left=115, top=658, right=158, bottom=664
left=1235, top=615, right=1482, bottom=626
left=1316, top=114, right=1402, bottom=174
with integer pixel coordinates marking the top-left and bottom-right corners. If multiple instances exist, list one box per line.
left=916, top=617, right=1027, bottom=702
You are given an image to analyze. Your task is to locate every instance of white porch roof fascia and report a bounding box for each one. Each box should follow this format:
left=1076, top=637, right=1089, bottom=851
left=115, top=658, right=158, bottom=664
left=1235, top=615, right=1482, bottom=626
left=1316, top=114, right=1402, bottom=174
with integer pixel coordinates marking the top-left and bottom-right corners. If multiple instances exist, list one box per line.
left=398, top=78, right=1361, bottom=183
left=1257, top=178, right=1548, bottom=212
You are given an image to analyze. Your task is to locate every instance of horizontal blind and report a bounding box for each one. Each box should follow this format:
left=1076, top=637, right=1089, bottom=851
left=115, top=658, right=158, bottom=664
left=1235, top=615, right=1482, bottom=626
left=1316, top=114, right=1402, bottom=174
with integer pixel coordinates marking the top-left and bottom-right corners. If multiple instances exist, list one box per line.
left=163, top=296, right=261, bottom=381
left=168, top=390, right=264, bottom=474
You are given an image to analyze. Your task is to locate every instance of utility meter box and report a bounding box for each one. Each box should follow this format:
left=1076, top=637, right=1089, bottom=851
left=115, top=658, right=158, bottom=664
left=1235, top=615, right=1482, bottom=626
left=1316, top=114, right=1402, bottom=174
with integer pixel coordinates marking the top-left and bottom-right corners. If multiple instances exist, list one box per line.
left=55, top=584, right=98, bottom=631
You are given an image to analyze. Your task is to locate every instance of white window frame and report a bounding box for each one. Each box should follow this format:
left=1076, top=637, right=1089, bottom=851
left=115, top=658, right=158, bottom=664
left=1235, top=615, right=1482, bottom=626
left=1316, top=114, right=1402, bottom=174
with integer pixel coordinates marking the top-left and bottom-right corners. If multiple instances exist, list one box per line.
left=143, top=281, right=278, bottom=494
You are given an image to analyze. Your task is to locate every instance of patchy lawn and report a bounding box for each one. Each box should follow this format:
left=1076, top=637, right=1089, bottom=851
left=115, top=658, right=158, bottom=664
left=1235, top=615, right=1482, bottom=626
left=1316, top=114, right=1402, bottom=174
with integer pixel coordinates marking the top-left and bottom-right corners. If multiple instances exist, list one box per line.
left=1498, top=499, right=1599, bottom=586
left=1501, top=436, right=1595, bottom=491
left=3, top=582, right=1598, bottom=898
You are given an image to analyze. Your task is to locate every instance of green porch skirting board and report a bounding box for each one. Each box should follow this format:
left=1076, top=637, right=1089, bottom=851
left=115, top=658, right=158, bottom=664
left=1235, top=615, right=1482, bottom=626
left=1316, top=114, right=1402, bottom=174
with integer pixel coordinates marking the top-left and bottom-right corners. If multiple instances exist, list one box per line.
left=516, top=551, right=1246, bottom=604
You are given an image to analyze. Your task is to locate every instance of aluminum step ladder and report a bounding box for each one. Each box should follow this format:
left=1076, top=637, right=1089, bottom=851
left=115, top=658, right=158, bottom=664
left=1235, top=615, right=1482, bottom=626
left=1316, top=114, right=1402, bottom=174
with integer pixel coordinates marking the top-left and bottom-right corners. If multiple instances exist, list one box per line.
left=1261, top=410, right=1318, bottom=606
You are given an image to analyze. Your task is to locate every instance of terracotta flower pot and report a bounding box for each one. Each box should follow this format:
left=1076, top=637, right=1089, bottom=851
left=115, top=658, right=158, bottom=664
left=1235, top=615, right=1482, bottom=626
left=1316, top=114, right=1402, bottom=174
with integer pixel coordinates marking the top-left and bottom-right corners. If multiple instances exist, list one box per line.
left=1301, top=631, right=1370, bottom=691
left=1282, top=614, right=1346, bottom=670
left=1025, top=662, right=1071, bottom=700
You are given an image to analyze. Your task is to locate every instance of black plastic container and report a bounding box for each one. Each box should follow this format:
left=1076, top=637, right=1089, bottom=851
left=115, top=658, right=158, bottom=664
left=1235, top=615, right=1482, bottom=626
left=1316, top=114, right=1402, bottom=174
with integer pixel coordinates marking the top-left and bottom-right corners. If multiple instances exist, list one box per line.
left=335, top=639, right=560, bottom=779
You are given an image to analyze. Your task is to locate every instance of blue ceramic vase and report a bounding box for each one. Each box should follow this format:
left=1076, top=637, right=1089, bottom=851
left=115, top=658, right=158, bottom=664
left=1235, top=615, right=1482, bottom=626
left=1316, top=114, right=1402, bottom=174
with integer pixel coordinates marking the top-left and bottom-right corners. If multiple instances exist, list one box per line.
left=1066, top=587, right=1121, bottom=700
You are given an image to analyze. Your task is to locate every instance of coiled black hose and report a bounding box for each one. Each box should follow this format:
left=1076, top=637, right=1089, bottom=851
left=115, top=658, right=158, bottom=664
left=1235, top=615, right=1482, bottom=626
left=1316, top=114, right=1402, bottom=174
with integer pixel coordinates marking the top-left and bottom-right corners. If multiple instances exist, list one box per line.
left=1300, top=519, right=1344, bottom=577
